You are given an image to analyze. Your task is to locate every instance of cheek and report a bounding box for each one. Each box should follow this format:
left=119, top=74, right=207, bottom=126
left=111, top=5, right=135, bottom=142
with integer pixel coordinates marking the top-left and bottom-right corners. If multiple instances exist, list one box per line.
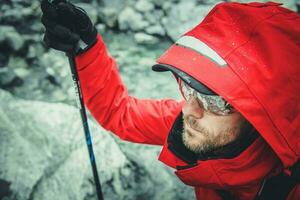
left=205, top=113, right=245, bottom=131
left=183, top=131, right=210, bottom=148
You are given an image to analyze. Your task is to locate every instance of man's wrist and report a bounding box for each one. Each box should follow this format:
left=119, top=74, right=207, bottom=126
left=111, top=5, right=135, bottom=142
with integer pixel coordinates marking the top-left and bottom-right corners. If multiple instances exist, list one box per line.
left=76, top=37, right=98, bottom=55
left=76, top=26, right=98, bottom=55
left=75, top=34, right=104, bottom=70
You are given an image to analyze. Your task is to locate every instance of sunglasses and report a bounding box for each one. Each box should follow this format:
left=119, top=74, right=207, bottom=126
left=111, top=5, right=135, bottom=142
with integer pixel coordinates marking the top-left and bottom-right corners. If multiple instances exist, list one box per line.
left=178, top=79, right=234, bottom=116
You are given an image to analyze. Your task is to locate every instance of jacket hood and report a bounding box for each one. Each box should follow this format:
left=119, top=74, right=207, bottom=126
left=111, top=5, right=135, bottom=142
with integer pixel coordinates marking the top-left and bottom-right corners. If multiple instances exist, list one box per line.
left=153, top=2, right=300, bottom=168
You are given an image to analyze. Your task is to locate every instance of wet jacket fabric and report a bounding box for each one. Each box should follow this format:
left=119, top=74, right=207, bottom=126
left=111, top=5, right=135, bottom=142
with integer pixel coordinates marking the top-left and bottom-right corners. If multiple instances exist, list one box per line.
left=75, top=2, right=300, bottom=199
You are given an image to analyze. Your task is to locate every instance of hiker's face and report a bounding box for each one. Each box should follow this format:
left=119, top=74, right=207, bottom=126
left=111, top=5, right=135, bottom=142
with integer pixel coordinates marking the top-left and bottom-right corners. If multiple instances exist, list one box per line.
left=182, top=96, right=246, bottom=154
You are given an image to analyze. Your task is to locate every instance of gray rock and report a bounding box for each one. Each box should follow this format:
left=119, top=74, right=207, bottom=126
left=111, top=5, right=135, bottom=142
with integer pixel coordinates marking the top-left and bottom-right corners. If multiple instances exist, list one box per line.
left=100, top=0, right=126, bottom=11
left=96, top=23, right=106, bottom=33
left=26, top=43, right=45, bottom=60
left=134, top=32, right=159, bottom=45
left=1, top=7, right=33, bottom=24
left=0, top=26, right=25, bottom=52
left=162, top=1, right=216, bottom=40
left=135, top=0, right=155, bottom=12
left=13, top=67, right=30, bottom=79
left=97, top=0, right=126, bottom=28
left=98, top=7, right=119, bottom=28
left=162, top=1, right=173, bottom=11
left=0, top=26, right=15, bottom=43
left=0, top=53, right=9, bottom=68
left=149, top=0, right=166, bottom=7
left=0, top=67, right=17, bottom=86
left=144, top=9, right=164, bottom=25
left=10, top=57, right=30, bottom=79
left=145, top=25, right=166, bottom=36
left=118, top=7, right=150, bottom=31
left=39, top=50, right=70, bottom=79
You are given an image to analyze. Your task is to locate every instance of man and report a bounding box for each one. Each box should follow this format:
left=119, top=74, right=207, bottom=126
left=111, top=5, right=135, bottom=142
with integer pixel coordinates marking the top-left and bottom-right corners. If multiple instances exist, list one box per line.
left=41, top=0, right=300, bottom=199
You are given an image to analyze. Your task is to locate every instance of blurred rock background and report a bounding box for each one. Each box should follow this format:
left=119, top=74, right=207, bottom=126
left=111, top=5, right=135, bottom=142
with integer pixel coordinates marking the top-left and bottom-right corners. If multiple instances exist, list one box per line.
left=0, top=0, right=297, bottom=199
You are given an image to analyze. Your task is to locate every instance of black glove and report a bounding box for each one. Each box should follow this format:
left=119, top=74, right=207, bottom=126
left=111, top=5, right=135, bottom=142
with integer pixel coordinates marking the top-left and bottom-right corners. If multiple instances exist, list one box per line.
left=41, top=0, right=98, bottom=54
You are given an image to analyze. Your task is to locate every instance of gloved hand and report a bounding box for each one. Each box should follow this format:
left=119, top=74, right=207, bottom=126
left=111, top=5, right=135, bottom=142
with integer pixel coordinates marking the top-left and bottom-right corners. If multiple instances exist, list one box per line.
left=41, top=0, right=98, bottom=54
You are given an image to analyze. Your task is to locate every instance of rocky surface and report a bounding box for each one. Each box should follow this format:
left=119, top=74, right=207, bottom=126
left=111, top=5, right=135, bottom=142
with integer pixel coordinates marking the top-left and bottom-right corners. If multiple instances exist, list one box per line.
left=0, top=0, right=298, bottom=199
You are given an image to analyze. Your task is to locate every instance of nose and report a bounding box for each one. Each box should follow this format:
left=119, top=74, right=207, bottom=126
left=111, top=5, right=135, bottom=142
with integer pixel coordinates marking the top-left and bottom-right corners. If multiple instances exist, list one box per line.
left=182, top=96, right=205, bottom=119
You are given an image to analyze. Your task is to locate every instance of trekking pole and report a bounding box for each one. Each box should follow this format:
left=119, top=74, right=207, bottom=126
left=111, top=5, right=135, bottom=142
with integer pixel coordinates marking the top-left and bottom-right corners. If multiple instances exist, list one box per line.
left=66, top=51, right=104, bottom=200
left=44, top=1, right=103, bottom=198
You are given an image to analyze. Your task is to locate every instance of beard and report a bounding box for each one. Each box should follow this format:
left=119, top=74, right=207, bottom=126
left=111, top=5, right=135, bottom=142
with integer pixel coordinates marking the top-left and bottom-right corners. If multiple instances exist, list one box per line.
left=181, top=115, right=244, bottom=155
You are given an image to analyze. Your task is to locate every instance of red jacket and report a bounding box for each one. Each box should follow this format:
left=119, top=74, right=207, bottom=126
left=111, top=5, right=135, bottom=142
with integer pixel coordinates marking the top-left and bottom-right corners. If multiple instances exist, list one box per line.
left=75, top=2, right=300, bottom=199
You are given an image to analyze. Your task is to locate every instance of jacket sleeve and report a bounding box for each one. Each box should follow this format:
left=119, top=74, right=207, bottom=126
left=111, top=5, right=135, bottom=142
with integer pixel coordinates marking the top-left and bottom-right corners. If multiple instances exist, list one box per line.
left=75, top=34, right=183, bottom=145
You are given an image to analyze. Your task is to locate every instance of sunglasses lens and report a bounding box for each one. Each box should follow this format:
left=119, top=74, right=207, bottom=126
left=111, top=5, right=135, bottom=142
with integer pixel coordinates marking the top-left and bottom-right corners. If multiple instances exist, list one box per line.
left=179, top=79, right=233, bottom=115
